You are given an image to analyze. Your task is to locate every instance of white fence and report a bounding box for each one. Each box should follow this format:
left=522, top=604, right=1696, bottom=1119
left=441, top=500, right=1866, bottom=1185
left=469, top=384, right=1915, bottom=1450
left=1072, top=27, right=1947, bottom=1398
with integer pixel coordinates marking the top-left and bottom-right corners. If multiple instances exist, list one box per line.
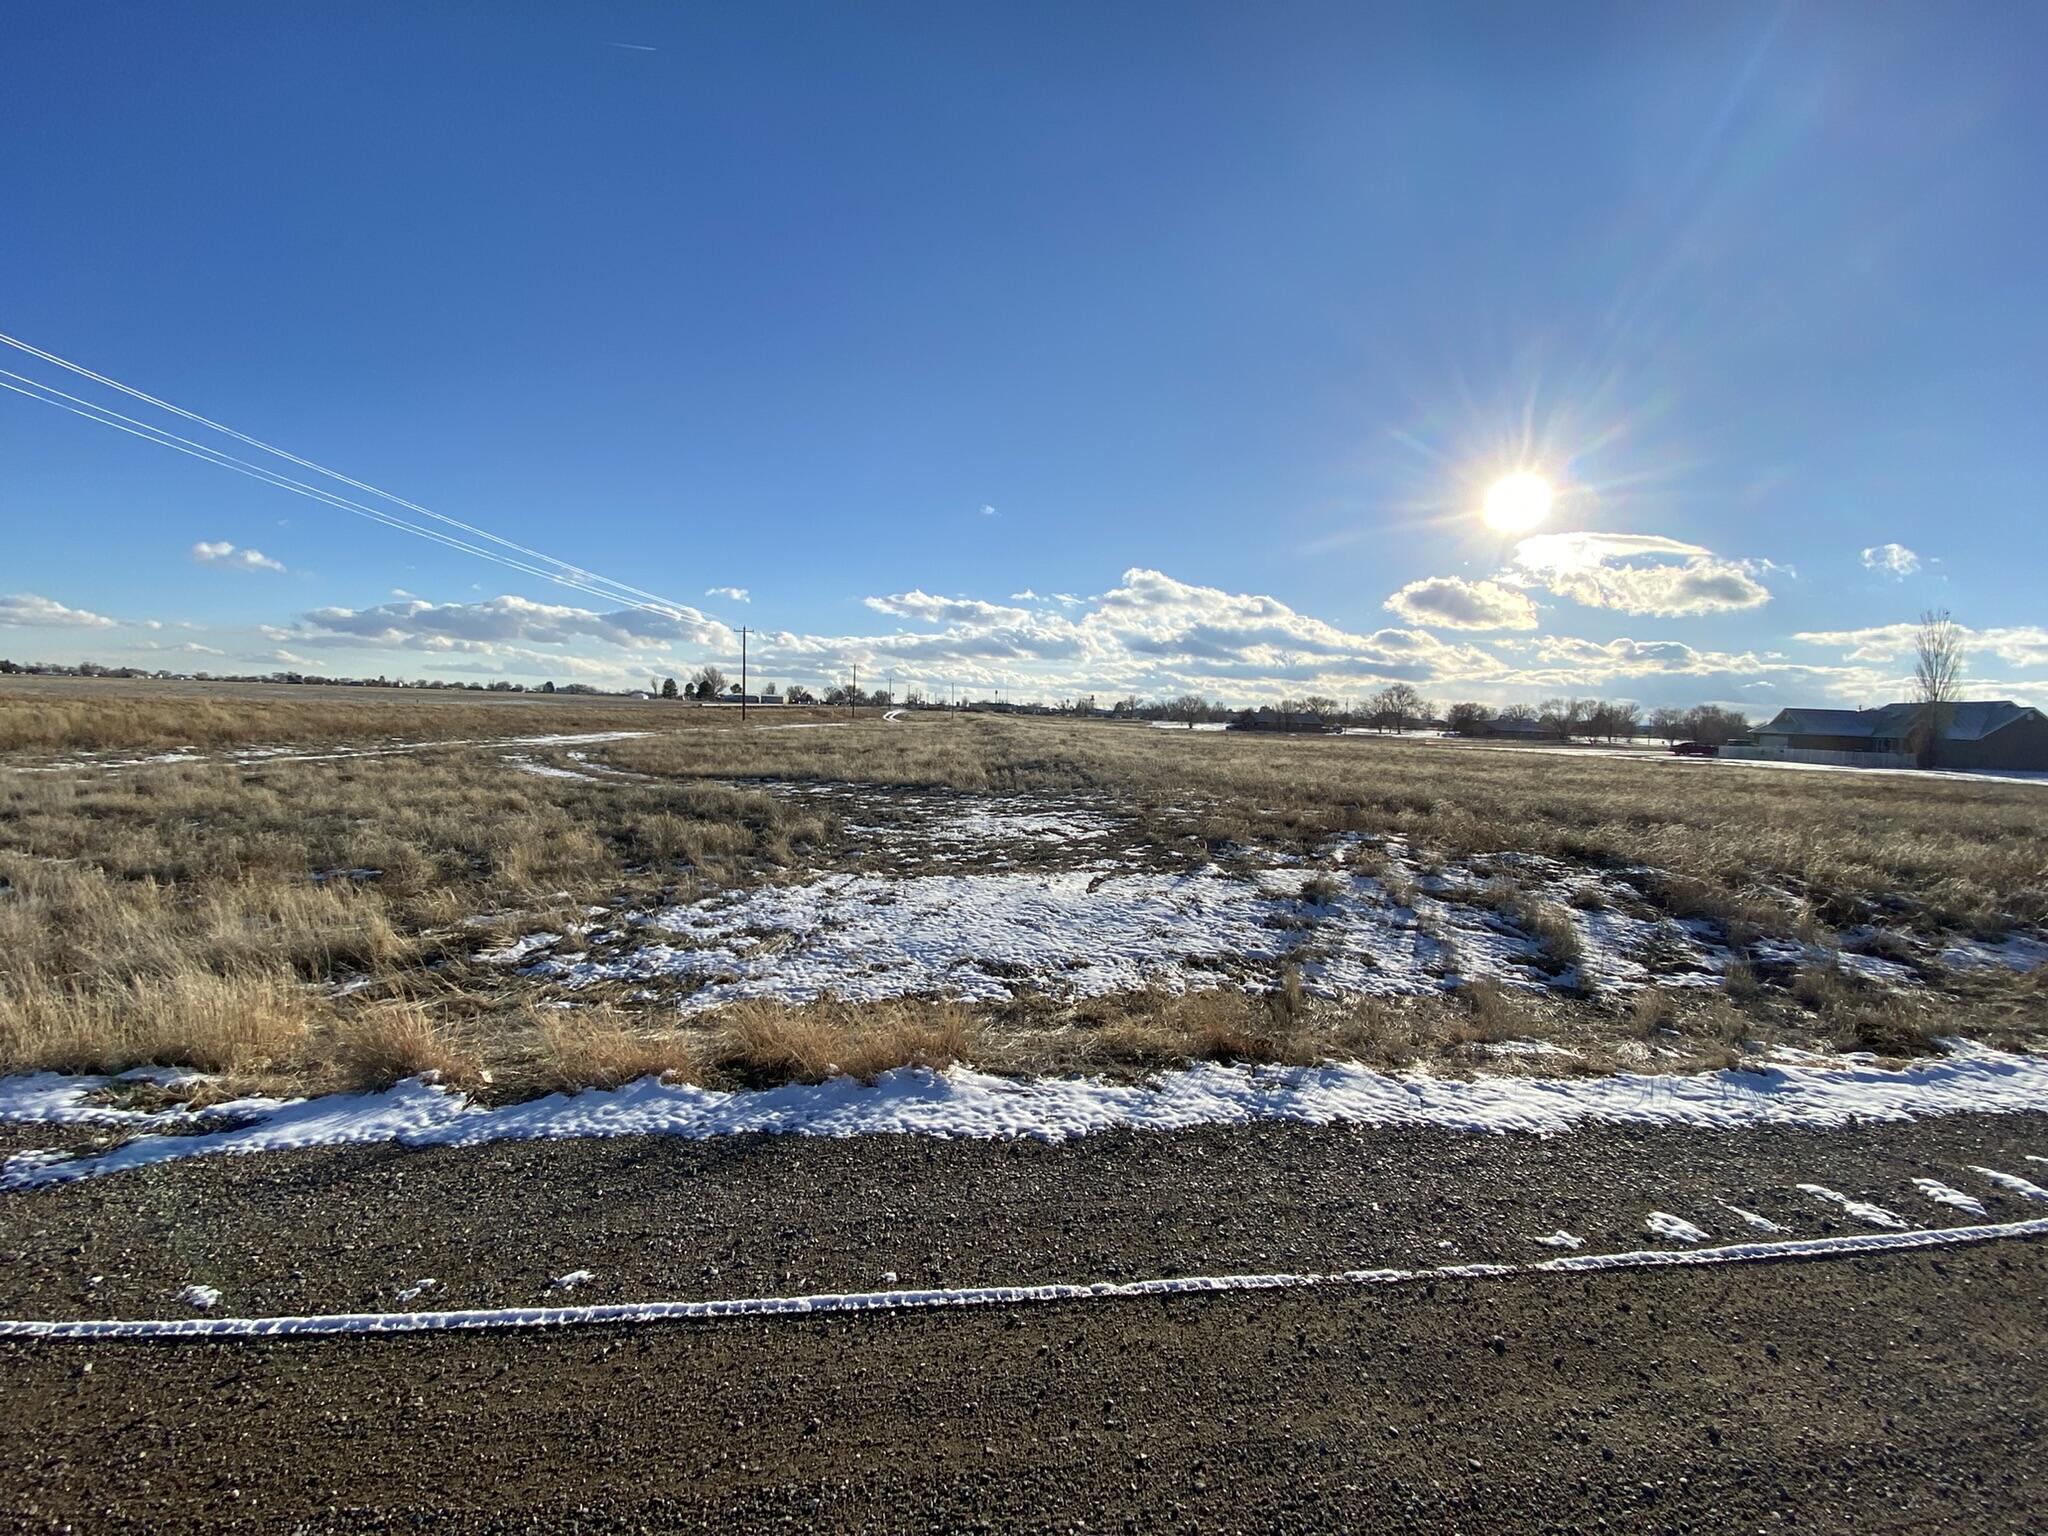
left=1723, top=745, right=1917, bottom=769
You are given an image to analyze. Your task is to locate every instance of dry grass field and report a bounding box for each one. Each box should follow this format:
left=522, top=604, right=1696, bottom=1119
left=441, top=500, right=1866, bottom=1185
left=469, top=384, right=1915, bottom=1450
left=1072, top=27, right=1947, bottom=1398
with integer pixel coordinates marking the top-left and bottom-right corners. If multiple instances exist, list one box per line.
left=2, top=679, right=2042, bottom=1102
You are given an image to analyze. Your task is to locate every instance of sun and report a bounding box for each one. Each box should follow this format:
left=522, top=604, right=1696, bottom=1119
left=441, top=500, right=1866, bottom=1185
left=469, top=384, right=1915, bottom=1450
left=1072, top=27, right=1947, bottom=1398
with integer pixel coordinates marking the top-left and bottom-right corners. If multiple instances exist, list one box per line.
left=1482, top=471, right=1554, bottom=535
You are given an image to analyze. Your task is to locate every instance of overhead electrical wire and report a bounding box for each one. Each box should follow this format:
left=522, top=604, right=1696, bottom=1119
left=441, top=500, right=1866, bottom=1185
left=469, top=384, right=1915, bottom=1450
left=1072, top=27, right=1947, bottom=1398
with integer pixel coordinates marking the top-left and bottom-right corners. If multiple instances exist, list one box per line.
left=0, top=331, right=708, bottom=623
left=0, top=370, right=697, bottom=616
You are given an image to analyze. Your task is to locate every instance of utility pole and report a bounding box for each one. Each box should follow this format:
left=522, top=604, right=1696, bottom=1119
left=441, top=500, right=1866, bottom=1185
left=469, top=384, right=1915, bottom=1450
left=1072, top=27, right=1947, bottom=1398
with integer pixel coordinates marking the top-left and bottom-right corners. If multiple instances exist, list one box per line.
left=850, top=664, right=857, bottom=721
left=738, top=627, right=750, bottom=723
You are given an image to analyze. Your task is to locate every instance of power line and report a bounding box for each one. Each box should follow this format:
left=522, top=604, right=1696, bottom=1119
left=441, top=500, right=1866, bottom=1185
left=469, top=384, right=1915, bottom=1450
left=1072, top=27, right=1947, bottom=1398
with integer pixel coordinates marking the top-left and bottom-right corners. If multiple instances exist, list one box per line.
left=0, top=372, right=687, bottom=613
left=0, top=331, right=707, bottom=623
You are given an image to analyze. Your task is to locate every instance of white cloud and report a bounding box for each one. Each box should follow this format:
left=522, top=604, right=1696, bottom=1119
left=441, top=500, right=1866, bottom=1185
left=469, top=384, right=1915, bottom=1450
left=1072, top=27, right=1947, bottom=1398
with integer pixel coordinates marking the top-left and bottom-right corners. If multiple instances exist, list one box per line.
left=390, top=587, right=418, bottom=599
left=1383, top=576, right=1540, bottom=631
left=191, top=541, right=285, bottom=573
left=297, top=594, right=728, bottom=652
left=705, top=586, right=751, bottom=603
left=1511, top=531, right=1771, bottom=617
left=1794, top=622, right=2048, bottom=669
left=1860, top=542, right=1921, bottom=579
left=0, top=593, right=117, bottom=629
left=979, top=504, right=998, bottom=517
left=864, top=591, right=1032, bottom=627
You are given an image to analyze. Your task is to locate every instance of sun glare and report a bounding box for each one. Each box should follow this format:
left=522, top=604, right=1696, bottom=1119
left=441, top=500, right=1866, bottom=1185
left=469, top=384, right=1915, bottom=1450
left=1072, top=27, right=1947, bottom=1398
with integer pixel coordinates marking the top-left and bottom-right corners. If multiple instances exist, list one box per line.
left=1482, top=471, right=1553, bottom=535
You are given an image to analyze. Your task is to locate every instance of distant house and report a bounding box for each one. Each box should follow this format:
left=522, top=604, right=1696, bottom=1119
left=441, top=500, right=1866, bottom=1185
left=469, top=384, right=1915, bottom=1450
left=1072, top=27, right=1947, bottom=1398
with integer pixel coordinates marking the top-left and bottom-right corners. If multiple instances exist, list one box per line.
left=1228, top=707, right=1334, bottom=733
left=1754, top=700, right=2048, bottom=771
left=1483, top=716, right=1551, bottom=740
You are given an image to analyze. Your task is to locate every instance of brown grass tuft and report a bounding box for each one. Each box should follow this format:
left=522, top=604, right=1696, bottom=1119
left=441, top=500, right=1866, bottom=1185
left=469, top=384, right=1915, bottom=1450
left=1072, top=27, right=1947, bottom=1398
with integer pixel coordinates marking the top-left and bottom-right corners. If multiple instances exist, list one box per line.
left=332, top=1003, right=483, bottom=1091
left=525, top=1008, right=701, bottom=1094
left=0, top=966, right=317, bottom=1076
left=709, top=999, right=979, bottom=1086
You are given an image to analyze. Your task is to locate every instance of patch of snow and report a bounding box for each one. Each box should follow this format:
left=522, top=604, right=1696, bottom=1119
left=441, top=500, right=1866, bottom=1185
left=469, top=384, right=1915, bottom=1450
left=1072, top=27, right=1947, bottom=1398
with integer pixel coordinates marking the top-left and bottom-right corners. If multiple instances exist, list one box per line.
left=1969, top=1165, right=2048, bottom=1202
left=9, top=1044, right=2048, bottom=1190
left=1645, top=1212, right=1709, bottom=1244
left=179, top=1284, right=221, bottom=1311
left=1797, top=1183, right=1911, bottom=1229
left=478, top=932, right=563, bottom=965
left=395, top=1278, right=438, bottom=1304
left=1912, top=1179, right=1987, bottom=1216
left=550, top=1269, right=595, bottom=1291
left=1718, top=1203, right=1784, bottom=1233
left=1533, top=1230, right=1583, bottom=1249
left=507, top=756, right=598, bottom=781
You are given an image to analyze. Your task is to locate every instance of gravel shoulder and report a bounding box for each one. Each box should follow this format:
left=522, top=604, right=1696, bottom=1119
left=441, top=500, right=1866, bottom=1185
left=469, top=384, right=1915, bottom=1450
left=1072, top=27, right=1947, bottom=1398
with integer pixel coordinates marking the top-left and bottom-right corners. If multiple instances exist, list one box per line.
left=4, top=1237, right=2043, bottom=1533
left=1, top=1113, right=2044, bottom=1321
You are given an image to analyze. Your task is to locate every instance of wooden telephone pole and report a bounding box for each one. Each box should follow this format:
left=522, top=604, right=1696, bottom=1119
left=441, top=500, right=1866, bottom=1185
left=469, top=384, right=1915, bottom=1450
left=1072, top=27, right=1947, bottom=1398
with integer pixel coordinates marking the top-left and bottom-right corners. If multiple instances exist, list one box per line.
left=739, top=627, right=750, bottom=723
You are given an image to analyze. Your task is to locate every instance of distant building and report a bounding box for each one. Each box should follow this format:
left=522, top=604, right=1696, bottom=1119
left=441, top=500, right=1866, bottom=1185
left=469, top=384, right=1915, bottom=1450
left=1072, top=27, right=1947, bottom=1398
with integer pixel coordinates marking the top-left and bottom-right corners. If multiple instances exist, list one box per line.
left=1754, top=700, right=2048, bottom=771
left=1228, top=707, right=1334, bottom=733
left=1481, top=716, right=1551, bottom=740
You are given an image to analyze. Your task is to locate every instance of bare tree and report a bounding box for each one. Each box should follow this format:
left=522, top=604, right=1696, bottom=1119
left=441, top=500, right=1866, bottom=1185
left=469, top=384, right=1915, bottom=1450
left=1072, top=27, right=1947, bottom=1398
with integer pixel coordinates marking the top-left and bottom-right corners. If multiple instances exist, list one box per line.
left=1173, top=693, right=1208, bottom=729
left=1910, top=607, right=1965, bottom=768
left=1369, top=682, right=1426, bottom=732
left=1682, top=704, right=1749, bottom=747
left=1537, top=697, right=1591, bottom=743
left=1445, top=701, right=1490, bottom=736
left=691, top=666, right=727, bottom=699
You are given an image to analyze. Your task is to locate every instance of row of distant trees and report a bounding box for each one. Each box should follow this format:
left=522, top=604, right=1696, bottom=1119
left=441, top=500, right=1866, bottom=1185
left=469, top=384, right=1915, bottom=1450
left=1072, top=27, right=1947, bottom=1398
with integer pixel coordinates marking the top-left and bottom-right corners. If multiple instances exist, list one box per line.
left=1098, top=685, right=1748, bottom=744
left=1439, top=698, right=1749, bottom=746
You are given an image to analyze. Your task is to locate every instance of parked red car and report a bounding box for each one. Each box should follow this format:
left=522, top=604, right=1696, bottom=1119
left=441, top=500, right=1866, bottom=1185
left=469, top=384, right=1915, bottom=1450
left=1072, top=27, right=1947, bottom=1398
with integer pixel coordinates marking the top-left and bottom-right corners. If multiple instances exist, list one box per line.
left=1669, top=741, right=1719, bottom=757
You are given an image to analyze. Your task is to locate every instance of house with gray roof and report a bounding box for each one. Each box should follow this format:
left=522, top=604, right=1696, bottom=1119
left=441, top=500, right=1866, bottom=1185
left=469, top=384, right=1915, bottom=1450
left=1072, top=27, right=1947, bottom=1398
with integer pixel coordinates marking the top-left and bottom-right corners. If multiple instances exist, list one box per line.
left=1754, top=700, right=2048, bottom=771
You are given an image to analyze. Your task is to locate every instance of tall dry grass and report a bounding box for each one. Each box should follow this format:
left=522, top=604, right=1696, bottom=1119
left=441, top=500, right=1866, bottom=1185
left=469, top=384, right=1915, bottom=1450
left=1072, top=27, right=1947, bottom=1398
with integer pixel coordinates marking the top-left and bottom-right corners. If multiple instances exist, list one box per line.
left=0, top=675, right=815, bottom=753
left=2, top=689, right=2042, bottom=1092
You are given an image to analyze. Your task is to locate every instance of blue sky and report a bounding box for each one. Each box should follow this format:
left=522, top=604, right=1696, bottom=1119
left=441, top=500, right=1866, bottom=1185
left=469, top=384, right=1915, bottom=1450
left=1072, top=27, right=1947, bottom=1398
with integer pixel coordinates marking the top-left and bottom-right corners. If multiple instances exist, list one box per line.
left=3, top=1, right=2044, bottom=709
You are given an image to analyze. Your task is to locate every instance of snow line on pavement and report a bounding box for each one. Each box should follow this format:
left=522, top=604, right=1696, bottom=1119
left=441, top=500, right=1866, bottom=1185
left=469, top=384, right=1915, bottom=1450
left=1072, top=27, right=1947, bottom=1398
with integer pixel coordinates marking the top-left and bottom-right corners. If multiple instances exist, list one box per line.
left=5, top=1216, right=2046, bottom=1341
left=6, top=1042, right=2048, bottom=1191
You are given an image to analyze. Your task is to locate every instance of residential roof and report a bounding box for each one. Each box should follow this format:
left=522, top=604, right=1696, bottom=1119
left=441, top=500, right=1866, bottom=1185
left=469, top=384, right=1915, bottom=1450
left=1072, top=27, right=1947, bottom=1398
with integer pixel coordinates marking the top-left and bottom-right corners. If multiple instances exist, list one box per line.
left=1761, top=700, right=2042, bottom=743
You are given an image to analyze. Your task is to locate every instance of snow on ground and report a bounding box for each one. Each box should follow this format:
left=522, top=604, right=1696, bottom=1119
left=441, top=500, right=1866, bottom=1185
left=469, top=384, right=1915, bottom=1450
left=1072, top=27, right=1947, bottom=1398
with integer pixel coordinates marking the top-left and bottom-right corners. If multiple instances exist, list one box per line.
left=506, top=756, right=598, bottom=781
left=518, top=839, right=1723, bottom=1009
left=178, top=1284, right=221, bottom=1310
left=1720, top=1203, right=1784, bottom=1233
left=1645, top=1212, right=1709, bottom=1244
left=1533, top=1230, right=1583, bottom=1249
left=1969, top=1165, right=2048, bottom=1202
left=1938, top=934, right=2048, bottom=972
left=1913, top=1179, right=1987, bottom=1216
left=6, top=1042, right=2048, bottom=1190
left=458, top=792, right=2031, bottom=1009
left=6, top=730, right=654, bottom=777
left=1797, top=1183, right=1912, bottom=1229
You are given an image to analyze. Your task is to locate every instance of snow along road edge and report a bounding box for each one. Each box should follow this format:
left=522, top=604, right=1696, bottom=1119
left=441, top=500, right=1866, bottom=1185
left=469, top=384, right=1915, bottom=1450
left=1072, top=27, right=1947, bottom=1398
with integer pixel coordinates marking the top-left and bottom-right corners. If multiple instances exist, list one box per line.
left=8, top=1215, right=2046, bottom=1341
left=7, top=1041, right=2048, bottom=1191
